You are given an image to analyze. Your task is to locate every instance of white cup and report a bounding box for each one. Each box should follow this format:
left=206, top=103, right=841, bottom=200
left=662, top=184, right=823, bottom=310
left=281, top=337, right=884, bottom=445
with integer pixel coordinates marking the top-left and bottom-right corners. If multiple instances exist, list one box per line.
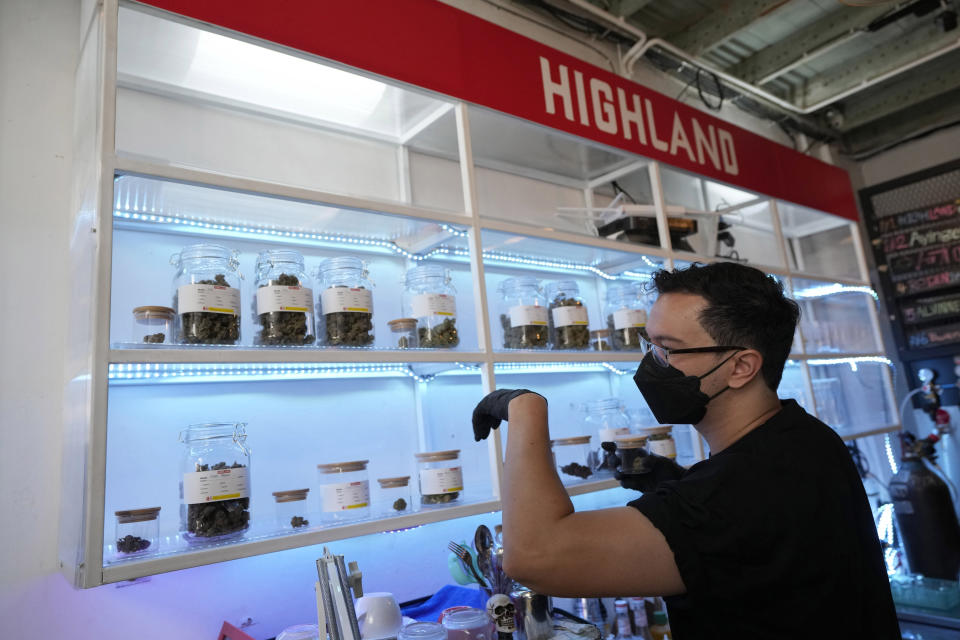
left=355, top=592, right=403, bottom=640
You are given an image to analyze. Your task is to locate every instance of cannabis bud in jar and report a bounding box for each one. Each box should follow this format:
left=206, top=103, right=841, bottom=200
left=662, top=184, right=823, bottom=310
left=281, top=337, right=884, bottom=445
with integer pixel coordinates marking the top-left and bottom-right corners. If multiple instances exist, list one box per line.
left=185, top=462, right=251, bottom=538
left=605, top=281, right=650, bottom=351
left=415, top=450, right=463, bottom=507
left=546, top=281, right=590, bottom=350
left=171, top=244, right=243, bottom=345
left=498, top=276, right=548, bottom=349
left=403, top=265, right=460, bottom=349
left=254, top=250, right=315, bottom=346
left=317, top=257, right=375, bottom=347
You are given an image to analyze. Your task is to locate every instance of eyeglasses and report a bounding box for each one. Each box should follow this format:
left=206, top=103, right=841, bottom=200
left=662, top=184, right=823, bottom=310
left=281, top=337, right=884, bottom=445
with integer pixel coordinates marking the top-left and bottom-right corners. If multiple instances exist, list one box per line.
left=639, top=334, right=745, bottom=367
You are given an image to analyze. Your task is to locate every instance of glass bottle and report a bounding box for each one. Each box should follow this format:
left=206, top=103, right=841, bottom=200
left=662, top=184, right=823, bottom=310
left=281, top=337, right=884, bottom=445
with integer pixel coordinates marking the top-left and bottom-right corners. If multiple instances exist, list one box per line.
left=170, top=243, right=243, bottom=345
left=387, top=318, right=419, bottom=349
left=628, top=597, right=654, bottom=640
left=415, top=450, right=463, bottom=506
left=179, top=422, right=251, bottom=543
left=400, top=622, right=447, bottom=640
left=613, top=435, right=650, bottom=476
left=552, top=436, right=593, bottom=483
left=377, top=476, right=413, bottom=515
left=605, top=282, right=648, bottom=351
left=113, top=507, right=160, bottom=558
left=498, top=276, right=548, bottom=349
left=132, top=306, right=174, bottom=344
left=638, top=426, right=677, bottom=460
left=317, top=256, right=375, bottom=347
left=317, top=460, right=371, bottom=523
left=590, top=329, right=613, bottom=351
left=613, top=600, right=636, bottom=640
left=273, top=488, right=311, bottom=530
left=253, top=249, right=315, bottom=346
left=403, top=265, right=459, bottom=348
left=583, top=398, right=631, bottom=475
left=545, top=280, right=590, bottom=350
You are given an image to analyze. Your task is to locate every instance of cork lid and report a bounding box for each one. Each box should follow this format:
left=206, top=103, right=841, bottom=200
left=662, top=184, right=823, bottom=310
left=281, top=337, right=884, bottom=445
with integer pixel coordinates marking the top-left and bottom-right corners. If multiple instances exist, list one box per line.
left=388, top=318, right=418, bottom=330
left=377, top=476, right=411, bottom=488
left=638, top=426, right=673, bottom=437
left=414, top=449, right=461, bottom=462
left=114, top=507, right=161, bottom=523
left=614, top=435, right=649, bottom=449
left=317, top=460, right=369, bottom=473
left=551, top=435, right=592, bottom=446
left=132, top=306, right=175, bottom=318
left=272, top=488, right=310, bottom=503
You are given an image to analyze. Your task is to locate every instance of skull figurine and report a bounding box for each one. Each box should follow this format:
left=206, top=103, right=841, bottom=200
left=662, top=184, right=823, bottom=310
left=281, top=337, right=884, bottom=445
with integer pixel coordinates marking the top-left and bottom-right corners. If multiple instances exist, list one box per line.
left=486, top=593, right=517, bottom=633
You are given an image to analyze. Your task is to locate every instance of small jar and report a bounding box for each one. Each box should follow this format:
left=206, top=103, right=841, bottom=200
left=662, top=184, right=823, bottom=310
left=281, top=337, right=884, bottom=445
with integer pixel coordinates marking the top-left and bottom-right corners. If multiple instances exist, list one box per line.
left=583, top=398, right=630, bottom=474
left=552, top=436, right=593, bottom=482
left=317, top=460, right=371, bottom=523
left=497, top=276, right=548, bottom=349
left=605, top=282, right=648, bottom=351
left=273, top=488, right=311, bottom=530
left=388, top=318, right=419, bottom=349
left=114, top=507, right=160, bottom=557
left=638, top=425, right=677, bottom=459
left=403, top=265, right=459, bottom=349
left=590, top=329, right=612, bottom=351
left=178, top=422, right=251, bottom=543
left=377, top=476, right=413, bottom=515
left=317, top=257, right=375, bottom=347
left=132, top=306, right=175, bottom=344
left=400, top=622, right=448, bottom=640
left=253, top=250, right=315, bottom=346
left=442, top=609, right=495, bottom=640
left=170, top=243, right=242, bottom=345
left=415, top=450, right=463, bottom=506
left=545, top=280, right=590, bottom=350
left=613, top=435, right=650, bottom=476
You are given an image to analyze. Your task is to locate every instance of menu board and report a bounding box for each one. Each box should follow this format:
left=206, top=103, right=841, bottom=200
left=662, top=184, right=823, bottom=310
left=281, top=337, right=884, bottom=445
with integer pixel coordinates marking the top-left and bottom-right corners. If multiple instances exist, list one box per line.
left=866, top=195, right=960, bottom=355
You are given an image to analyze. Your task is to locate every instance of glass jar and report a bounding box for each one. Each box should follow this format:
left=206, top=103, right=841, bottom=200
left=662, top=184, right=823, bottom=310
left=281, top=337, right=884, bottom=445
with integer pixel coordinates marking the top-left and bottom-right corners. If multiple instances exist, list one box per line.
left=403, top=265, right=459, bottom=349
left=583, top=398, right=631, bottom=474
left=317, top=257, right=375, bottom=347
left=638, top=425, right=677, bottom=459
left=388, top=318, right=419, bottom=349
left=441, top=609, right=495, bottom=640
left=178, top=422, right=251, bottom=543
left=113, top=506, right=160, bottom=557
left=273, top=488, right=311, bottom=530
left=497, top=276, right=548, bottom=349
left=415, top=450, right=463, bottom=506
left=545, top=280, right=590, bottom=350
left=132, top=306, right=175, bottom=344
left=317, top=460, right=370, bottom=522
left=590, top=329, right=612, bottom=351
left=613, top=435, right=650, bottom=476
left=170, top=243, right=243, bottom=345
left=552, top=436, right=593, bottom=482
left=253, top=250, right=315, bottom=346
left=377, top=476, right=413, bottom=515
left=605, top=282, right=648, bottom=351
left=400, top=622, right=448, bottom=640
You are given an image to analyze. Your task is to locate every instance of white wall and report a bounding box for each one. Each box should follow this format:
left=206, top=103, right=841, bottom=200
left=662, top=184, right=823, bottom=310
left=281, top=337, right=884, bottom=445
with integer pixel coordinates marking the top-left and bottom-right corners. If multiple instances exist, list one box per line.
left=852, top=125, right=960, bottom=189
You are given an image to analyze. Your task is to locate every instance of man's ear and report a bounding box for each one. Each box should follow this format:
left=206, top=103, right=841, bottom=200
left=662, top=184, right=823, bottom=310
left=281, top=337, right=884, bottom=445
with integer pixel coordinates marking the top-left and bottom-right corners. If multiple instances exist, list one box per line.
left=728, top=349, right=764, bottom=389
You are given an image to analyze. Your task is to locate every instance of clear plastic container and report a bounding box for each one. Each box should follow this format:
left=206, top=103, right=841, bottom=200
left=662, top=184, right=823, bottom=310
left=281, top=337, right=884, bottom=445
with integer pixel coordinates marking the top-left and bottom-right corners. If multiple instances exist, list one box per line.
left=277, top=624, right=321, bottom=640
left=273, top=488, right=311, bottom=530
left=400, top=622, right=448, bottom=640
left=545, top=280, right=590, bottom=350
left=170, top=243, right=242, bottom=345
left=377, top=476, right=413, bottom=515
left=638, top=425, right=677, bottom=459
left=590, top=329, right=612, bottom=351
left=553, top=436, right=593, bottom=482
left=113, top=506, right=160, bottom=557
left=415, top=450, right=463, bottom=506
left=403, top=265, right=459, bottom=349
left=178, top=422, right=251, bottom=543
left=132, top=306, right=175, bottom=344
left=253, top=250, right=315, bottom=346
left=605, top=282, right=648, bottom=351
left=442, top=608, right=495, bottom=640
left=498, top=276, right=548, bottom=349
left=613, top=435, right=651, bottom=476
left=317, top=459, right=370, bottom=522
left=317, top=256, right=375, bottom=347
left=388, top=318, right=419, bottom=349
left=583, top=398, right=631, bottom=475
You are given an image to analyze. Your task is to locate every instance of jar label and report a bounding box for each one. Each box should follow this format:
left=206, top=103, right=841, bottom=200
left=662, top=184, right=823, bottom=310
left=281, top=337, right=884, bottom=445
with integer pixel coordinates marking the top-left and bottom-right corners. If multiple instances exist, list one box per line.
left=321, top=287, right=372, bottom=314
left=419, top=467, right=463, bottom=494
left=319, top=480, right=370, bottom=511
left=178, top=284, right=240, bottom=315
left=412, top=293, right=456, bottom=318
left=551, top=305, right=588, bottom=327
left=182, top=467, right=249, bottom=503
left=509, top=305, right=548, bottom=327
left=613, top=308, right=647, bottom=330
left=257, top=285, right=313, bottom=315
left=648, top=438, right=677, bottom=458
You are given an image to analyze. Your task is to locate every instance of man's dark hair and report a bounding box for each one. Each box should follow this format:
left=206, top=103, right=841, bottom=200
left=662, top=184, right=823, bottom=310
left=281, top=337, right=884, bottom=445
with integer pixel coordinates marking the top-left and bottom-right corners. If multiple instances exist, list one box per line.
left=651, top=262, right=800, bottom=391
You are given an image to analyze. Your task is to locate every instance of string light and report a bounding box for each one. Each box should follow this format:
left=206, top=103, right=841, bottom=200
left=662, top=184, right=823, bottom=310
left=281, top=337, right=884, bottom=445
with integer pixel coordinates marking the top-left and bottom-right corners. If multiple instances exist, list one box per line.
left=794, top=283, right=879, bottom=300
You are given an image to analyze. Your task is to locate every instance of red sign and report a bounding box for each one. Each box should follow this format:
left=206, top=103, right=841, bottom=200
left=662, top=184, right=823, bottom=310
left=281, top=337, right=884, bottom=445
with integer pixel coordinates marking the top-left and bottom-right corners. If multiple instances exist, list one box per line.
left=134, top=0, right=858, bottom=221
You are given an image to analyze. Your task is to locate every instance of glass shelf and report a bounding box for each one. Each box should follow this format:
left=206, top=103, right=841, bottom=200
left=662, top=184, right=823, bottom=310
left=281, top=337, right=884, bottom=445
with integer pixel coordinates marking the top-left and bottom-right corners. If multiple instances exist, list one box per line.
left=793, top=277, right=881, bottom=354
left=778, top=201, right=860, bottom=281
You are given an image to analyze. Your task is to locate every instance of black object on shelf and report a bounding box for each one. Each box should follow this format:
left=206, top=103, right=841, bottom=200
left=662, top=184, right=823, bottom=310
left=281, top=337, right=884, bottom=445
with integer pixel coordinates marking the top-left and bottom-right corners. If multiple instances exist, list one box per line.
left=597, top=216, right=698, bottom=253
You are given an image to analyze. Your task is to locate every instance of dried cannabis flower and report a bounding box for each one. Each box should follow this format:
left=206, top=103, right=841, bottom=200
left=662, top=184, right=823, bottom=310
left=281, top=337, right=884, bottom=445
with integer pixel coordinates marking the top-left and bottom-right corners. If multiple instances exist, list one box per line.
left=290, top=515, right=309, bottom=528
left=422, top=492, right=459, bottom=504
left=143, top=333, right=165, bottom=344
left=606, top=314, right=644, bottom=351
left=116, top=535, right=151, bottom=553
left=500, top=314, right=547, bottom=349
left=256, top=273, right=315, bottom=345
left=560, top=462, right=593, bottom=479
left=178, top=274, right=241, bottom=345
left=186, top=461, right=250, bottom=538
left=419, top=317, right=459, bottom=348
left=393, top=497, right=408, bottom=511
left=548, top=295, right=590, bottom=349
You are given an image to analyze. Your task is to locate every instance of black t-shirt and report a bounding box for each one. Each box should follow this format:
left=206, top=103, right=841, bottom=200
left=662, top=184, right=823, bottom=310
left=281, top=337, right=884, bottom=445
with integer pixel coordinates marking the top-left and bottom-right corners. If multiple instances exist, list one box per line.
left=629, top=400, right=899, bottom=639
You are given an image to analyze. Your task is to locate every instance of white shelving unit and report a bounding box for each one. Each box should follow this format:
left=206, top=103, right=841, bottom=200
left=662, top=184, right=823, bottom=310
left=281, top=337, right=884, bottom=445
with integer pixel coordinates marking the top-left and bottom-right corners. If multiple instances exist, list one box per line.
left=62, top=0, right=899, bottom=588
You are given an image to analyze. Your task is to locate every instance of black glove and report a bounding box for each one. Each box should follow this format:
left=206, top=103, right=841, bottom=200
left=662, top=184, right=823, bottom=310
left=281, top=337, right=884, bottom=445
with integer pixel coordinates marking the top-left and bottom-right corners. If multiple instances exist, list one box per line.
left=600, top=441, right=685, bottom=492
left=472, top=389, right=544, bottom=441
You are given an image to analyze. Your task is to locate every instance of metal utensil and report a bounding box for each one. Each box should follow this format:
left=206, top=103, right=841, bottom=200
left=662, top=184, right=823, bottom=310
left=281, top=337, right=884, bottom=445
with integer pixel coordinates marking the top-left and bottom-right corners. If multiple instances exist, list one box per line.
left=474, top=525, right=495, bottom=587
left=448, top=541, right=488, bottom=588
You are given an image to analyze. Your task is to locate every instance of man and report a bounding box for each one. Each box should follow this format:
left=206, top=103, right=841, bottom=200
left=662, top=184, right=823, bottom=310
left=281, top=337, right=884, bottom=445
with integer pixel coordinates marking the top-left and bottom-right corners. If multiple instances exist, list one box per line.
left=472, top=262, right=898, bottom=638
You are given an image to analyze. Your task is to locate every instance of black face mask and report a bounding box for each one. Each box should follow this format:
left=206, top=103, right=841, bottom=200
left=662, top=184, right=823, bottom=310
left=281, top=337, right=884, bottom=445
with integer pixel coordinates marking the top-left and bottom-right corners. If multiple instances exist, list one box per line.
left=633, top=351, right=739, bottom=425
